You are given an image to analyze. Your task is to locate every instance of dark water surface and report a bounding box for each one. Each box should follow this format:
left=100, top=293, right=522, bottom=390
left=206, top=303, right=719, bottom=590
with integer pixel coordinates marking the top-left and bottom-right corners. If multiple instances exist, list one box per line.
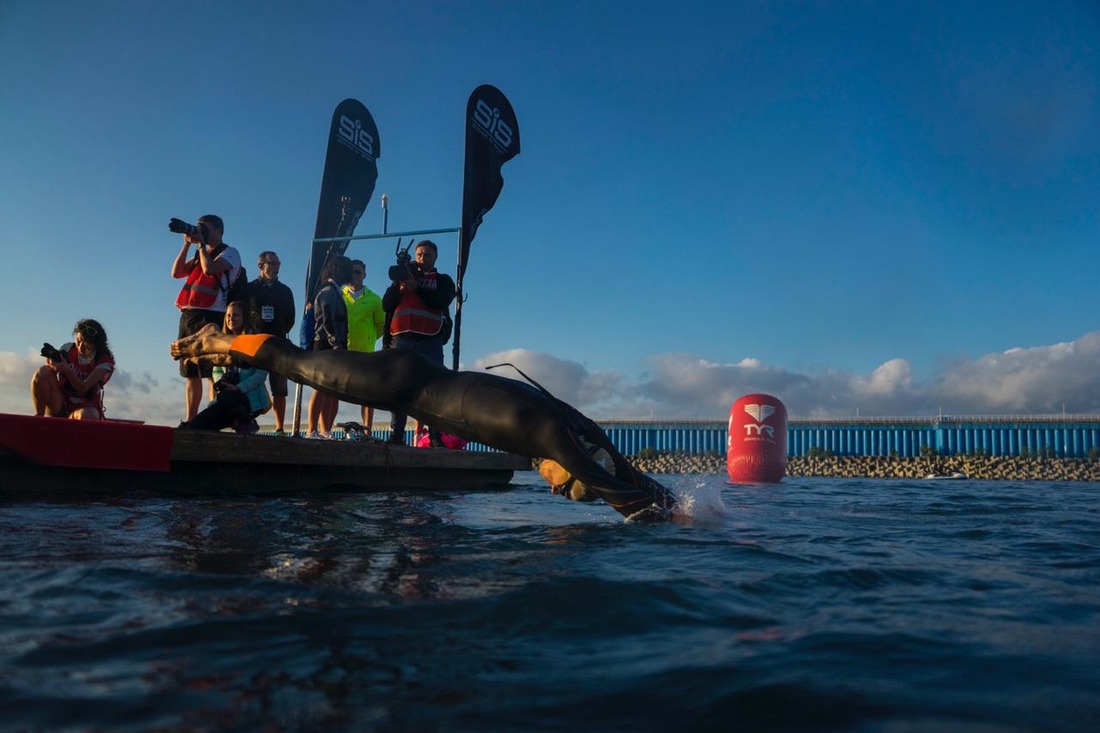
left=1, top=475, right=1097, bottom=732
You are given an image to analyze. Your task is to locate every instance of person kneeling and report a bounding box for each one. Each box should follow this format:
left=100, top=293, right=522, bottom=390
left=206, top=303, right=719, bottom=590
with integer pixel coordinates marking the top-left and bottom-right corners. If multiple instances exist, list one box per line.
left=180, top=301, right=270, bottom=434
left=31, top=318, right=115, bottom=420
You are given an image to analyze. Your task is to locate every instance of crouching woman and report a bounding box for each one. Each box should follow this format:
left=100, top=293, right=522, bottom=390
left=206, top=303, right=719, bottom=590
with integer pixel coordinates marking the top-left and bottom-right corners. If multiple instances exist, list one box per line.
left=181, top=301, right=270, bottom=434
left=31, top=318, right=115, bottom=420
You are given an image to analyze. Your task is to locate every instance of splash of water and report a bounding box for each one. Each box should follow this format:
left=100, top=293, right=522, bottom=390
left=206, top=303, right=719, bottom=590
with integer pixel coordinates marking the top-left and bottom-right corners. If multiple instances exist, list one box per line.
left=669, top=476, right=735, bottom=523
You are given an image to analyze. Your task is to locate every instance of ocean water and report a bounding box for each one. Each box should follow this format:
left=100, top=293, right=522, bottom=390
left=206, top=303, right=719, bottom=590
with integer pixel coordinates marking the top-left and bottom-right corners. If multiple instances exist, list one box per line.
left=0, top=474, right=1097, bottom=732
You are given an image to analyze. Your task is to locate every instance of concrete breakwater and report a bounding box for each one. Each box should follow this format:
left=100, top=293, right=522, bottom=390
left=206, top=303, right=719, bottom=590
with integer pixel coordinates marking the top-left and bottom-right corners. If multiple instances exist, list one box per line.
left=626, top=453, right=1100, bottom=481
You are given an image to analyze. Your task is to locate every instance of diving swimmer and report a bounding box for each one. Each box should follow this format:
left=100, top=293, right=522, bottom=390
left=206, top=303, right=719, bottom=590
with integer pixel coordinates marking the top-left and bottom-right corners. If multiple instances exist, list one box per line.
left=171, top=327, right=678, bottom=521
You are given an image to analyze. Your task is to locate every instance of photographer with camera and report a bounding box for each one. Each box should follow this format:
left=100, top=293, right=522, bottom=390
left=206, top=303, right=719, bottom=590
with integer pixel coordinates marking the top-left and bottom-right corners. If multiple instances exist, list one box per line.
left=170, top=214, right=242, bottom=423
left=179, top=301, right=271, bottom=434
left=30, top=318, right=115, bottom=420
left=381, top=240, right=455, bottom=446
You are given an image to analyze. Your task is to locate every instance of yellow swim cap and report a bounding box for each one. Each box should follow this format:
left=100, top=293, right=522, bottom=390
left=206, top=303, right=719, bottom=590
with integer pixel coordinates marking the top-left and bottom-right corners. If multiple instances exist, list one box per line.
left=537, top=443, right=614, bottom=502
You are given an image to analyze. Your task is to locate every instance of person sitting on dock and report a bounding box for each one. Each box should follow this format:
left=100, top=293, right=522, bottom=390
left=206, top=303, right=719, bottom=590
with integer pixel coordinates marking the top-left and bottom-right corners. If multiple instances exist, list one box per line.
left=170, top=327, right=678, bottom=521
left=31, top=319, right=115, bottom=420
left=179, top=302, right=270, bottom=434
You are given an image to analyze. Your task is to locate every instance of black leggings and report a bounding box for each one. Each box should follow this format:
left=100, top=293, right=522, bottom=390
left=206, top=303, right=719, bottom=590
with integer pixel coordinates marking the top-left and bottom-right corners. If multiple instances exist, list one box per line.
left=187, top=392, right=252, bottom=431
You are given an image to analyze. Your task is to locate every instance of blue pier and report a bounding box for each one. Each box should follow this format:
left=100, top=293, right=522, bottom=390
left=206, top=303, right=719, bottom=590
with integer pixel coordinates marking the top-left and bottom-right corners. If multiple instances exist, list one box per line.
left=386, top=416, right=1100, bottom=458
left=784, top=416, right=1100, bottom=458
left=593, top=417, right=1100, bottom=459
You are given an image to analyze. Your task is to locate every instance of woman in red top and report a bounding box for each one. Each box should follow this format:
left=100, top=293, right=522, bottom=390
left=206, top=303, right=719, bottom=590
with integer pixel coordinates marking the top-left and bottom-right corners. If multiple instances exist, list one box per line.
left=30, top=319, right=115, bottom=420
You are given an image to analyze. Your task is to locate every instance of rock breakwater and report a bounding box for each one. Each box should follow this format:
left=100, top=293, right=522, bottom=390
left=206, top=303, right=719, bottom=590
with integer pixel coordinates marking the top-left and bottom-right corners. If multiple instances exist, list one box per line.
left=625, top=453, right=1100, bottom=481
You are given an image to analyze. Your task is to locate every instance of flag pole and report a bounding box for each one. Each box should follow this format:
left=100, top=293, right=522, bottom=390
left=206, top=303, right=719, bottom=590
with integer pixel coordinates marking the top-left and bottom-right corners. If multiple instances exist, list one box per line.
left=452, top=228, right=465, bottom=371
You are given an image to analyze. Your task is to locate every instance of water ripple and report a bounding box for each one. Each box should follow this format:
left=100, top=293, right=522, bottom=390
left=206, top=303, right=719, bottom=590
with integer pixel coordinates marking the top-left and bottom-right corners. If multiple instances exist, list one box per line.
left=1, top=476, right=1098, bottom=731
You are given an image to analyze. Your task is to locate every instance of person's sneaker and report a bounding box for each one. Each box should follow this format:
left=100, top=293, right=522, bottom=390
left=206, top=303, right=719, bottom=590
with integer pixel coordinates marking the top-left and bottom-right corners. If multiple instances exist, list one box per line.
left=274, top=429, right=286, bottom=437
left=231, top=419, right=259, bottom=435
left=305, top=431, right=331, bottom=440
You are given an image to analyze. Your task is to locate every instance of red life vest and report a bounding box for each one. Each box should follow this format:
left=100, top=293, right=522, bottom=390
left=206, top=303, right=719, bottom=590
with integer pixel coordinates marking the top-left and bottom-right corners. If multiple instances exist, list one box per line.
left=390, top=272, right=445, bottom=336
left=61, top=344, right=114, bottom=419
left=175, top=247, right=227, bottom=310
left=175, top=264, right=223, bottom=309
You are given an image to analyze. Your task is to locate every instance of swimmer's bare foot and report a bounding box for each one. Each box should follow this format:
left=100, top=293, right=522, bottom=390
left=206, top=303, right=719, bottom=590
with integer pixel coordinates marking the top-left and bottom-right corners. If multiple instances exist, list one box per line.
left=170, top=323, right=232, bottom=360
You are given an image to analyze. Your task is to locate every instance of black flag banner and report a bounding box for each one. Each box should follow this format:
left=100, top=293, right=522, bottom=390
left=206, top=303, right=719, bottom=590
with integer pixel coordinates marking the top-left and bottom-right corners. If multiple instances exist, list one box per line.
left=453, top=85, right=520, bottom=369
left=293, top=99, right=380, bottom=435
left=305, top=98, right=381, bottom=305
left=459, top=85, right=520, bottom=279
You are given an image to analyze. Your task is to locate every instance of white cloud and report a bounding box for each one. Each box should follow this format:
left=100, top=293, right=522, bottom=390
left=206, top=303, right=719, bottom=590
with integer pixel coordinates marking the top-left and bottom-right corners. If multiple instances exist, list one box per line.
left=0, top=350, right=180, bottom=425
left=471, top=331, right=1100, bottom=419
left=0, top=351, right=38, bottom=416
left=472, top=349, right=625, bottom=408
left=932, top=333, right=1100, bottom=414
left=856, top=358, right=914, bottom=396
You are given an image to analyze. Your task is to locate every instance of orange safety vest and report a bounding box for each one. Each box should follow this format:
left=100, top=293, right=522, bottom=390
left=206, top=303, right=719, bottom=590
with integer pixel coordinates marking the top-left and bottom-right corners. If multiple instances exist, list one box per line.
left=175, top=266, right=223, bottom=309
left=390, top=272, right=444, bottom=336
left=175, top=246, right=227, bottom=310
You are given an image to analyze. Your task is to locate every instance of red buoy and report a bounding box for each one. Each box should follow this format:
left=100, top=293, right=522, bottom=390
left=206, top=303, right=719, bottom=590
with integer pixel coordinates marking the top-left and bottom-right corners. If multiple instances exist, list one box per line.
left=727, top=393, right=787, bottom=483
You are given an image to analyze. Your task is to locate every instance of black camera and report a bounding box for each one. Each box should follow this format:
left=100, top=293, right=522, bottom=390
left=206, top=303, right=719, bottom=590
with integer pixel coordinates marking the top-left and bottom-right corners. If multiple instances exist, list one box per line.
left=168, top=217, right=209, bottom=243
left=40, top=343, right=64, bottom=362
left=213, top=370, right=241, bottom=393
left=388, top=250, right=413, bottom=281
left=388, top=239, right=415, bottom=281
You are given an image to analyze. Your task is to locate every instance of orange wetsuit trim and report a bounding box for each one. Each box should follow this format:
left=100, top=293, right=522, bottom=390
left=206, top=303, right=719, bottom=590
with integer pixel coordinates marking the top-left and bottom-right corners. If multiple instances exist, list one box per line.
left=229, top=333, right=273, bottom=358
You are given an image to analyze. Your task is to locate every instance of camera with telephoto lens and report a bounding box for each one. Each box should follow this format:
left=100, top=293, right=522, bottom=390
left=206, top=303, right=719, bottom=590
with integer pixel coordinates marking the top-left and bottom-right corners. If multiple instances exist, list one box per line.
left=40, top=343, right=64, bottom=362
left=168, top=217, right=209, bottom=244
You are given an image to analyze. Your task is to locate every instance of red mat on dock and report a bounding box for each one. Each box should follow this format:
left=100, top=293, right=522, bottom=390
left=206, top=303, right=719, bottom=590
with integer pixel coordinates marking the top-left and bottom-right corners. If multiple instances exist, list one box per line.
left=0, top=413, right=175, bottom=472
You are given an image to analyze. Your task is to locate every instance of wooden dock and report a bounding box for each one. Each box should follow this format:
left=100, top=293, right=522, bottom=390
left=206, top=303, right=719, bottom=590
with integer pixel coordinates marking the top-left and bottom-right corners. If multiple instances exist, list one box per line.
left=0, top=413, right=530, bottom=498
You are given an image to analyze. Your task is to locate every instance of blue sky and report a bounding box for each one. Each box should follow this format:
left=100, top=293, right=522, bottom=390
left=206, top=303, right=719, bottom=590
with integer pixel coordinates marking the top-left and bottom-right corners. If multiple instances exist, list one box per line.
left=1, top=1, right=1098, bottom=424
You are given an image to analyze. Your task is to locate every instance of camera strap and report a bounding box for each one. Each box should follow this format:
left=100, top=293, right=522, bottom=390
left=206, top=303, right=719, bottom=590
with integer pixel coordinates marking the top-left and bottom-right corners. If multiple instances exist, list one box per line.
left=199, top=244, right=235, bottom=292
left=191, top=242, right=227, bottom=267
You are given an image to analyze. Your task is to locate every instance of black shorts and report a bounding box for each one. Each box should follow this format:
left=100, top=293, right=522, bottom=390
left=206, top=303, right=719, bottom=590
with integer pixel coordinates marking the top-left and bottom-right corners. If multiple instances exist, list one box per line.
left=178, top=308, right=225, bottom=378
left=268, top=371, right=288, bottom=397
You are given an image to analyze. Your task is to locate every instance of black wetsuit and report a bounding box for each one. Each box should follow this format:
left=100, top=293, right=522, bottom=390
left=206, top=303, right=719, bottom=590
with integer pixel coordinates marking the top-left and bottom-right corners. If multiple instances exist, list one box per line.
left=227, top=335, right=675, bottom=520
